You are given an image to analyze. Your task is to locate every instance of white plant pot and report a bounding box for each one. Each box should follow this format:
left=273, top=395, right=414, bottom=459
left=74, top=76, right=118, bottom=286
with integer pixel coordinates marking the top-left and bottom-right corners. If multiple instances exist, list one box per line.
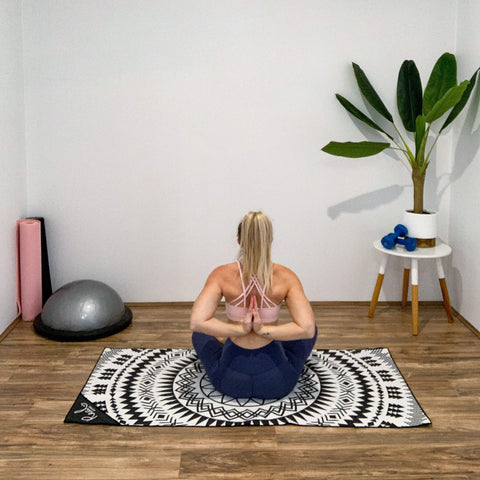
left=402, top=210, right=438, bottom=247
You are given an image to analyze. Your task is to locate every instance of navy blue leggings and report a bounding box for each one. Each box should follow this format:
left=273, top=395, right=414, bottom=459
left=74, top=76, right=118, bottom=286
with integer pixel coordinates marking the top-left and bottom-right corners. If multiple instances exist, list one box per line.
left=192, top=328, right=317, bottom=399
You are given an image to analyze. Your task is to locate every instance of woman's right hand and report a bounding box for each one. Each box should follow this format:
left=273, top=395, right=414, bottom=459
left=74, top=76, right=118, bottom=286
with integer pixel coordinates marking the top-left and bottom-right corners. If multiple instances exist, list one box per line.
left=241, top=296, right=256, bottom=334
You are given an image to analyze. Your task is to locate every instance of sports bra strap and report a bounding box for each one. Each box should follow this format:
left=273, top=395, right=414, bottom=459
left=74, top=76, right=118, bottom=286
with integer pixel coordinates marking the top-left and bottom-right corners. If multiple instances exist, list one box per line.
left=229, top=261, right=277, bottom=308
left=237, top=261, right=246, bottom=294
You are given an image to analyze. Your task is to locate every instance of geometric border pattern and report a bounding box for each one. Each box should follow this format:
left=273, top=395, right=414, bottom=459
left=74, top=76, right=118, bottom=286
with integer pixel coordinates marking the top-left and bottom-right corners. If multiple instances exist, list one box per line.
left=65, top=348, right=431, bottom=428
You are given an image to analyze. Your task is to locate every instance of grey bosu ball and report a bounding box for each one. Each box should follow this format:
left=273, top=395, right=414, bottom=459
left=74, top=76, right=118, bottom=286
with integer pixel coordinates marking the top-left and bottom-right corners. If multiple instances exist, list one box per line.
left=34, top=280, right=132, bottom=341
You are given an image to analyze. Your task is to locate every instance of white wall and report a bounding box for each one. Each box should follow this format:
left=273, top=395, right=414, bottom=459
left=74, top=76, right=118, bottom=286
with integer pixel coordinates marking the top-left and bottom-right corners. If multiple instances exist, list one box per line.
left=449, top=0, right=480, bottom=330
left=0, top=0, right=26, bottom=334
left=4, top=0, right=480, bottom=334
left=22, top=0, right=463, bottom=304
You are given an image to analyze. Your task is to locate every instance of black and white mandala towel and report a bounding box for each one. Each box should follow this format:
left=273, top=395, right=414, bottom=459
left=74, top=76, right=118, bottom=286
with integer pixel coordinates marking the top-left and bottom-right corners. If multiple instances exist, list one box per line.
left=65, top=347, right=431, bottom=428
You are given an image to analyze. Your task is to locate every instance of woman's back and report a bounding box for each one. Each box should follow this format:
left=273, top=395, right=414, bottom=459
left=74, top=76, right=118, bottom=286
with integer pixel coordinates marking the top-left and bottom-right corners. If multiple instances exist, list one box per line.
left=216, top=262, right=293, bottom=349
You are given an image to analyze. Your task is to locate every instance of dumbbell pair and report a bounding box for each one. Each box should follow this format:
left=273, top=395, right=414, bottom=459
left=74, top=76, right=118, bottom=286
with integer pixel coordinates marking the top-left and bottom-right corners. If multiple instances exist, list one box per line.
left=381, top=224, right=417, bottom=251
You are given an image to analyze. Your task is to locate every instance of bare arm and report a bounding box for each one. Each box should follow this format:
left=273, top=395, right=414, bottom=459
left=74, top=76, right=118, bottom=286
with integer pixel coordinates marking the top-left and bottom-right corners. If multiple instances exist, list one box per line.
left=254, top=273, right=316, bottom=341
left=190, top=270, right=252, bottom=338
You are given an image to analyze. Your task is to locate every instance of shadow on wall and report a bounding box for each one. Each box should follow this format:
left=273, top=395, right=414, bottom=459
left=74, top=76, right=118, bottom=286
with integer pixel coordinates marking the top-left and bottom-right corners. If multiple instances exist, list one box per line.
left=327, top=184, right=408, bottom=219
left=449, top=265, right=463, bottom=311
left=452, top=82, right=480, bottom=176
left=439, top=81, right=480, bottom=197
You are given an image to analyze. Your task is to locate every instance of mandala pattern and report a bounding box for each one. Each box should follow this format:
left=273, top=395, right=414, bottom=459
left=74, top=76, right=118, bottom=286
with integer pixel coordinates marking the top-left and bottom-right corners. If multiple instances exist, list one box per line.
left=65, top=348, right=431, bottom=428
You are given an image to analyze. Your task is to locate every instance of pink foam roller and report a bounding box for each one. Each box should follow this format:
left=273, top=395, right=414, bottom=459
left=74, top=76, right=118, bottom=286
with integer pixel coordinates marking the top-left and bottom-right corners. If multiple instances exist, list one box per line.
left=17, top=219, right=43, bottom=321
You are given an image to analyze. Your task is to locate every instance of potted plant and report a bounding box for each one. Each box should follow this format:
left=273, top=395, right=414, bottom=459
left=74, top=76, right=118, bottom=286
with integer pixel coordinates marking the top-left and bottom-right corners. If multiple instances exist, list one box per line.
left=322, top=52, right=478, bottom=246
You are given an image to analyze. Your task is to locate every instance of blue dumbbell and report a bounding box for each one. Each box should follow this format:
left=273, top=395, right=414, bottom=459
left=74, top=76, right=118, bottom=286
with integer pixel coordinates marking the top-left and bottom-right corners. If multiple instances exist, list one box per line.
left=381, top=224, right=417, bottom=251
left=381, top=224, right=408, bottom=248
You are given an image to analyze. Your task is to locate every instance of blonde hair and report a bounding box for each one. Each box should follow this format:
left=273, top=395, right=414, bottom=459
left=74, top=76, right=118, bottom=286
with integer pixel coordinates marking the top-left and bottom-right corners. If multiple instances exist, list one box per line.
left=237, top=211, right=273, bottom=291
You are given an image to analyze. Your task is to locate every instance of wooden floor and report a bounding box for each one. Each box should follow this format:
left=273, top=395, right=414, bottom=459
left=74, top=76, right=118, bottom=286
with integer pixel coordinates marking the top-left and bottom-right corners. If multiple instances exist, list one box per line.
left=1, top=302, right=479, bottom=480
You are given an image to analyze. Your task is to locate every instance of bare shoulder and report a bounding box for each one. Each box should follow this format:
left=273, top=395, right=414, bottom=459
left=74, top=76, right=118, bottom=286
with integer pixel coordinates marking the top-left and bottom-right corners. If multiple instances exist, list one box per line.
left=206, top=262, right=238, bottom=285
left=211, top=262, right=237, bottom=275
left=273, top=263, right=302, bottom=286
left=274, top=265, right=312, bottom=319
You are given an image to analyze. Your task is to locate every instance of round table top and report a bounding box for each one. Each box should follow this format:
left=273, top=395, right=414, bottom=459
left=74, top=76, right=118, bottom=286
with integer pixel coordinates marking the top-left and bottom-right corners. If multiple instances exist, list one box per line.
left=373, top=239, right=452, bottom=259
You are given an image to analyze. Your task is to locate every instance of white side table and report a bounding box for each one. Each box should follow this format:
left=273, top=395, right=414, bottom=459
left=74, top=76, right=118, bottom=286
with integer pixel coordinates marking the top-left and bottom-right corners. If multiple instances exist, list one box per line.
left=368, top=240, right=453, bottom=335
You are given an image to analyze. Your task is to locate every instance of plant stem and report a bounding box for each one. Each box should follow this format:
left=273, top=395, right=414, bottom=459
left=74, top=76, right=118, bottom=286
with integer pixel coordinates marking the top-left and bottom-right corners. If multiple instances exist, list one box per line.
left=393, top=124, right=415, bottom=167
left=412, top=167, right=426, bottom=213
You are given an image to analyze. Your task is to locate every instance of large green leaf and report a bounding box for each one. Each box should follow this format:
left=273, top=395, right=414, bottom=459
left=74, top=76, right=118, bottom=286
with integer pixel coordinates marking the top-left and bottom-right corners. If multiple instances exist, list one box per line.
left=352, top=63, right=394, bottom=122
left=423, top=53, right=457, bottom=116
left=397, top=60, right=423, bottom=132
left=321, top=141, right=390, bottom=158
left=440, top=69, right=479, bottom=132
left=336, top=94, right=393, bottom=140
left=424, top=81, right=469, bottom=124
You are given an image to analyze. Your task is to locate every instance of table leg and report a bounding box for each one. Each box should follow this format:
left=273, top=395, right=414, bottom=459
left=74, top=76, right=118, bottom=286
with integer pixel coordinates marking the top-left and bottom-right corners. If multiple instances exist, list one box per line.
left=368, top=255, right=388, bottom=318
left=411, top=258, right=419, bottom=336
left=436, top=258, right=454, bottom=323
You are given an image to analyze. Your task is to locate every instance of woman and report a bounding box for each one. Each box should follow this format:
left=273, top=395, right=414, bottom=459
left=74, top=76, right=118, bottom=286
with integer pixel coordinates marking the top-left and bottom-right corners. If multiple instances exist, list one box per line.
left=190, top=211, right=317, bottom=399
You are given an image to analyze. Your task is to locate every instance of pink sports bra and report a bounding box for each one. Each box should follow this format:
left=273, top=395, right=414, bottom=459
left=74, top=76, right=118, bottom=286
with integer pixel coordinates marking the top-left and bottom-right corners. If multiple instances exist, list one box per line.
left=225, top=262, right=281, bottom=323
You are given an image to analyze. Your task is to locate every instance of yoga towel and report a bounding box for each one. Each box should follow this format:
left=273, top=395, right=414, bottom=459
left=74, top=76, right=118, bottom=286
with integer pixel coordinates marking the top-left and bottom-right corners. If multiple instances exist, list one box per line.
left=16, top=218, right=52, bottom=321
